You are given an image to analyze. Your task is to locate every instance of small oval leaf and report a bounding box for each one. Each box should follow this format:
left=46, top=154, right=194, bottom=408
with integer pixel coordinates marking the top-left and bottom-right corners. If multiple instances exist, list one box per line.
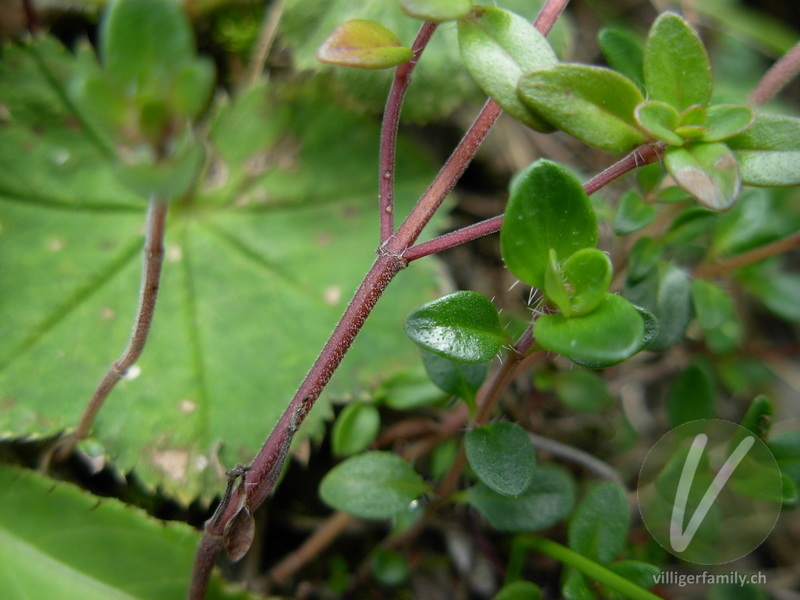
left=665, top=142, right=741, bottom=210
left=519, top=64, right=647, bottom=152
left=501, top=160, right=598, bottom=289
left=421, top=349, right=488, bottom=403
left=614, top=190, right=656, bottom=236
left=466, top=465, right=576, bottom=532
left=458, top=6, right=558, bottom=131
left=700, top=104, right=755, bottom=142
left=568, top=482, right=629, bottom=564
left=644, top=12, right=712, bottom=111
left=404, top=291, right=508, bottom=363
left=624, top=261, right=691, bottom=351
left=634, top=100, right=684, bottom=145
left=597, top=27, right=645, bottom=92
left=559, top=248, right=613, bottom=316
left=317, top=20, right=414, bottom=69
left=331, top=403, right=381, bottom=457
left=466, top=422, right=536, bottom=496
left=534, top=293, right=646, bottom=368
left=399, top=0, right=472, bottom=22
left=319, top=451, right=428, bottom=519
left=727, top=113, right=800, bottom=187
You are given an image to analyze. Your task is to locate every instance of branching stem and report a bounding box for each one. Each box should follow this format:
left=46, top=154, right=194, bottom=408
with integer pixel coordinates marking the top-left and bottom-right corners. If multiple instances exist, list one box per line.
left=404, top=141, right=665, bottom=262
left=379, top=22, right=438, bottom=242
left=54, top=198, right=168, bottom=462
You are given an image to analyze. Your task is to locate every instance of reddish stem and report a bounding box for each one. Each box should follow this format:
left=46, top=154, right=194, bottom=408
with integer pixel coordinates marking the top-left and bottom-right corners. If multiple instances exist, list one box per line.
left=404, top=141, right=665, bottom=262
left=380, top=22, right=438, bottom=243
left=748, top=40, right=800, bottom=107
left=187, top=2, right=572, bottom=596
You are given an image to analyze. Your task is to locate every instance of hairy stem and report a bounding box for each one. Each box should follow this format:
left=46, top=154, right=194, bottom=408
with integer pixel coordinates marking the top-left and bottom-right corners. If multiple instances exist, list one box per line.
left=748, top=40, right=800, bottom=107
left=380, top=22, right=438, bottom=243
left=188, top=1, right=571, bottom=596
left=55, top=199, right=168, bottom=461
left=404, top=141, right=665, bottom=262
left=437, top=326, right=536, bottom=501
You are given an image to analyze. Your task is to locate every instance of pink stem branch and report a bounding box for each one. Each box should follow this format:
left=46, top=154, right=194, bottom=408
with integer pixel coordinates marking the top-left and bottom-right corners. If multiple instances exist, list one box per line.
left=404, top=141, right=665, bottom=262
left=380, top=22, right=438, bottom=243
left=748, top=40, right=800, bottom=107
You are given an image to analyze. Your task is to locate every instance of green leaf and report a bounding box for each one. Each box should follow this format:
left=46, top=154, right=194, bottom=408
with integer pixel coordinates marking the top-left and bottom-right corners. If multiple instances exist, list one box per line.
left=665, top=142, right=741, bottom=211
left=643, top=12, right=712, bottom=111
left=700, top=104, right=755, bottom=142
left=569, top=482, right=629, bottom=564
left=606, top=560, right=661, bottom=596
left=534, top=294, right=647, bottom=368
left=634, top=100, right=684, bottom=146
left=404, top=291, right=508, bottom=363
left=769, top=431, right=800, bottom=497
left=624, top=261, right=692, bottom=351
left=597, top=27, right=644, bottom=92
left=690, top=278, right=741, bottom=353
left=374, top=368, right=448, bottom=410
left=553, top=369, right=612, bottom=414
left=626, top=237, right=663, bottom=282
left=114, top=140, right=205, bottom=198
left=710, top=582, right=768, bottom=600
left=738, top=260, right=800, bottom=323
left=544, top=249, right=572, bottom=316
left=319, top=451, right=429, bottom=519
left=371, top=548, right=409, bottom=587
left=458, top=5, right=558, bottom=131
left=421, top=349, right=487, bottom=403
left=501, top=160, right=597, bottom=289
left=727, top=113, right=800, bottom=186
left=556, top=248, right=614, bottom=317
left=675, top=104, right=708, bottom=139
left=0, top=43, right=444, bottom=501
left=331, top=402, right=381, bottom=457
left=493, top=581, right=543, bottom=600
left=399, top=0, right=472, bottom=22
left=562, top=569, right=594, bottom=600
left=170, top=59, right=216, bottom=119
left=666, top=363, right=715, bottom=426
left=101, top=0, right=196, bottom=90
left=519, top=64, right=647, bottom=152
left=317, top=19, right=414, bottom=69
left=614, top=190, right=656, bottom=236
left=466, top=464, right=576, bottom=532
left=466, top=422, right=536, bottom=496
left=0, top=465, right=253, bottom=600
left=739, top=395, right=773, bottom=440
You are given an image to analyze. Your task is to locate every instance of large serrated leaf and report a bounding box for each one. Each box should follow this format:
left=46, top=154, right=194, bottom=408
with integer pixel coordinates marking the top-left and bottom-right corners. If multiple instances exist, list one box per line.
left=0, top=465, right=253, bottom=600
left=518, top=64, right=647, bottom=152
left=0, top=38, right=443, bottom=502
